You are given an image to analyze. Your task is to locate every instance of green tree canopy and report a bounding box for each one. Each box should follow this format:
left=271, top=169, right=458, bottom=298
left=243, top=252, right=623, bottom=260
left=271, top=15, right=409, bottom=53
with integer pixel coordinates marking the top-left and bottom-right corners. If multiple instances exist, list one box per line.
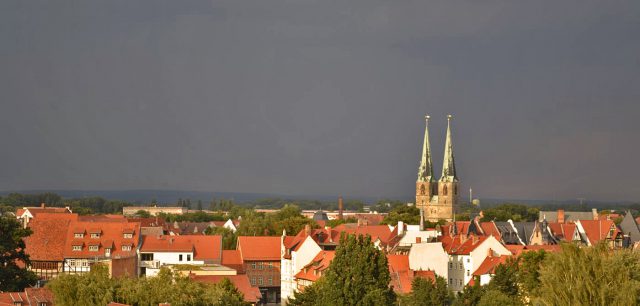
left=402, top=276, right=453, bottom=306
left=0, top=215, right=37, bottom=291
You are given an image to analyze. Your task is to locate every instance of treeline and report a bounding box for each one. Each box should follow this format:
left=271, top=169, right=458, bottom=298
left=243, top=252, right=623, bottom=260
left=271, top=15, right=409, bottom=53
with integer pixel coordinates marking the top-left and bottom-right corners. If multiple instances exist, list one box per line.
left=0, top=192, right=132, bottom=215
left=47, top=265, right=248, bottom=306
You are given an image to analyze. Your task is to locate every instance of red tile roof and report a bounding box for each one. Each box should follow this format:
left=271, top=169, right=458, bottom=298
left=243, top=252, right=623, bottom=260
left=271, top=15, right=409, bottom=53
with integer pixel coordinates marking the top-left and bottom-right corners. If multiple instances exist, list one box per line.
left=79, top=215, right=127, bottom=222
left=473, top=255, right=510, bottom=276
left=140, top=235, right=222, bottom=262
left=439, top=235, right=489, bottom=255
left=63, top=221, right=141, bottom=259
left=16, top=206, right=72, bottom=218
left=24, top=218, right=73, bottom=261
left=0, top=287, right=54, bottom=306
left=222, top=250, right=244, bottom=272
left=190, top=274, right=262, bottom=303
left=295, top=251, right=335, bottom=282
left=547, top=222, right=577, bottom=242
left=480, top=222, right=502, bottom=240
left=387, top=254, right=435, bottom=294
left=237, top=236, right=281, bottom=261
left=579, top=220, right=617, bottom=245
left=505, top=245, right=525, bottom=256
left=333, top=224, right=395, bottom=246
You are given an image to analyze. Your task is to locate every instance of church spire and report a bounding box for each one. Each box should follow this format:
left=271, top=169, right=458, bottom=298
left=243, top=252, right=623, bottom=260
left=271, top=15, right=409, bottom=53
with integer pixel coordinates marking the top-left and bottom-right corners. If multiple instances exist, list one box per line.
left=417, top=115, right=434, bottom=182
left=440, top=115, right=457, bottom=182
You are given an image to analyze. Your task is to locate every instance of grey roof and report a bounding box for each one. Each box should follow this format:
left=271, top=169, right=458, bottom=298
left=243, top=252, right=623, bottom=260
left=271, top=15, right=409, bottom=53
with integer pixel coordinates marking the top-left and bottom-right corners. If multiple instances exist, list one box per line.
left=619, top=212, right=640, bottom=246
left=417, top=115, right=434, bottom=183
left=538, top=211, right=595, bottom=222
left=313, top=211, right=329, bottom=221
left=440, top=115, right=457, bottom=182
left=512, top=222, right=536, bottom=245
left=495, top=222, right=521, bottom=245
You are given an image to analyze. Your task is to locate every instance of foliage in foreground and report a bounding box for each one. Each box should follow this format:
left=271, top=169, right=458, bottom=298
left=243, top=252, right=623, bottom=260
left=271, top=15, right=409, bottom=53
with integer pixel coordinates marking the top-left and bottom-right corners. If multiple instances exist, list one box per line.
left=47, top=266, right=247, bottom=306
left=289, top=234, right=395, bottom=306
left=0, top=215, right=37, bottom=291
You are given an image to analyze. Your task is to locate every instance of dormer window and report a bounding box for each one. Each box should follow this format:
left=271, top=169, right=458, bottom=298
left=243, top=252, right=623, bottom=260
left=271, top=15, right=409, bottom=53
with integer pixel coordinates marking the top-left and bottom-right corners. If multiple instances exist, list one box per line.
left=124, top=233, right=133, bottom=239
left=90, top=233, right=100, bottom=238
left=72, top=245, right=82, bottom=251
left=122, top=245, right=132, bottom=251
left=89, top=245, right=99, bottom=252
left=105, top=248, right=111, bottom=257
left=74, top=233, right=84, bottom=238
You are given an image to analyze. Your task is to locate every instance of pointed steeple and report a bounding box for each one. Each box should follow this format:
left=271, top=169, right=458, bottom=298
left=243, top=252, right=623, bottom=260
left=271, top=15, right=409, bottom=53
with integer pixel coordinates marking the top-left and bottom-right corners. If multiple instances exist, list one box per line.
left=417, top=115, right=434, bottom=182
left=440, top=115, right=458, bottom=182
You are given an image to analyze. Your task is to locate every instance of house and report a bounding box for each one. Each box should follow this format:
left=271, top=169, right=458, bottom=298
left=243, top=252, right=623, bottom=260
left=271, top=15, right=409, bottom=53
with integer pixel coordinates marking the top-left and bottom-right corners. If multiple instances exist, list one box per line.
left=24, top=216, right=74, bottom=280
left=15, top=203, right=72, bottom=228
left=472, top=255, right=511, bottom=286
left=139, top=235, right=222, bottom=276
left=294, top=250, right=335, bottom=292
left=210, top=219, right=239, bottom=232
left=576, top=219, right=623, bottom=248
left=221, top=250, right=244, bottom=273
left=237, top=236, right=282, bottom=304
left=440, top=235, right=511, bottom=292
left=63, top=220, right=141, bottom=275
left=546, top=222, right=581, bottom=243
left=407, top=242, right=448, bottom=280
left=618, top=212, right=640, bottom=248
left=127, top=217, right=168, bottom=236
left=0, top=287, right=54, bottom=306
left=122, top=206, right=188, bottom=216
left=538, top=209, right=597, bottom=223
left=281, top=227, right=324, bottom=304
left=392, top=221, right=439, bottom=253
left=191, top=274, right=262, bottom=305
left=495, top=220, right=556, bottom=245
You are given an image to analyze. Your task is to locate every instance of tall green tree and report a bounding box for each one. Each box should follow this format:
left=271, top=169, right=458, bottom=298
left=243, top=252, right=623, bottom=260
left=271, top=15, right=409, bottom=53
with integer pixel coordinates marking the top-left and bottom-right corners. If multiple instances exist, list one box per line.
left=290, top=234, right=396, bottom=305
left=402, top=276, right=453, bottom=306
left=205, top=226, right=238, bottom=250
left=536, top=243, right=640, bottom=306
left=0, top=215, right=37, bottom=291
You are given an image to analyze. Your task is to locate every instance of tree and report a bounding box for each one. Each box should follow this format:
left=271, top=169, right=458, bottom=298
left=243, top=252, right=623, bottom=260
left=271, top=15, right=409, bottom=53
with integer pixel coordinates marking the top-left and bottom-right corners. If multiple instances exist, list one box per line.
left=291, top=234, right=396, bottom=305
left=536, top=243, right=640, bottom=306
left=135, top=209, right=152, bottom=218
left=516, top=250, right=547, bottom=299
left=477, top=289, right=521, bottom=306
left=453, top=281, right=485, bottom=306
left=197, top=200, right=203, bottom=211
left=403, top=276, right=453, bottom=306
left=205, top=226, right=238, bottom=250
left=0, top=215, right=37, bottom=291
left=485, top=258, right=520, bottom=299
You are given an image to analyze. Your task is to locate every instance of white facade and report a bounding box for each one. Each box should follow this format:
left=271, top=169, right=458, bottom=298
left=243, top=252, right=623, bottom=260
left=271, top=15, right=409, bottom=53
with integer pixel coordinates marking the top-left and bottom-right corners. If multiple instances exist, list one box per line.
left=408, top=242, right=448, bottom=279
left=140, top=251, right=202, bottom=277
left=447, top=236, right=511, bottom=292
left=281, top=236, right=322, bottom=304
left=398, top=227, right=439, bottom=247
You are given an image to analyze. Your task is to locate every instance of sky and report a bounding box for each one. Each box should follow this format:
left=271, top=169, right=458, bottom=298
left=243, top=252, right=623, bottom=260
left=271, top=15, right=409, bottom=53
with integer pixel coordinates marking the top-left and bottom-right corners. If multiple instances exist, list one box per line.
left=1, top=1, right=639, bottom=202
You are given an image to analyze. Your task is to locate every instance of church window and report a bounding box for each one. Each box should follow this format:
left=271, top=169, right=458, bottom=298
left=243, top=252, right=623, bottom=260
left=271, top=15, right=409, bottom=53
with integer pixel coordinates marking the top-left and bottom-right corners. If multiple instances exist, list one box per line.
left=454, top=185, right=457, bottom=195
left=420, top=185, right=426, bottom=195
left=443, top=185, right=448, bottom=195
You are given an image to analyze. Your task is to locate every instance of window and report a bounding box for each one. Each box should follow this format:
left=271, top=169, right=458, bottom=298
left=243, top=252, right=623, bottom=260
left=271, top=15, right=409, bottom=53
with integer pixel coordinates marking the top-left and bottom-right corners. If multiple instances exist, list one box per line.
left=467, top=258, right=470, bottom=263
left=448, top=278, right=452, bottom=285
left=258, top=277, right=263, bottom=286
left=124, top=233, right=133, bottom=239
left=90, top=233, right=100, bottom=238
left=268, top=277, right=273, bottom=285
left=89, top=245, right=98, bottom=252
left=459, top=280, right=463, bottom=286
left=122, top=245, right=132, bottom=251
left=251, top=262, right=257, bottom=269
left=449, top=262, right=453, bottom=269
left=251, top=277, right=256, bottom=286
left=187, top=254, right=191, bottom=261
left=105, top=248, right=111, bottom=257
left=258, top=262, right=263, bottom=270
left=141, top=253, right=154, bottom=261
left=179, top=254, right=183, bottom=261
left=459, top=263, right=463, bottom=269
left=74, top=233, right=84, bottom=238
left=72, top=245, right=82, bottom=251
left=268, top=262, right=273, bottom=269
left=466, top=270, right=470, bottom=276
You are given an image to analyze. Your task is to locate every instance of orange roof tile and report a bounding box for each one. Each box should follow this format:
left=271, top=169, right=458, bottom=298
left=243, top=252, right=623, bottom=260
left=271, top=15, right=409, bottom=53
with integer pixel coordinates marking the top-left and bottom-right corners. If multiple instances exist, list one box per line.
left=222, top=250, right=243, bottom=272
left=63, top=221, right=141, bottom=259
left=295, top=251, right=335, bottom=282
left=547, top=222, right=577, bottom=242
left=237, top=236, right=281, bottom=261
left=439, top=235, right=489, bottom=255
left=24, top=218, right=72, bottom=261
left=0, top=287, right=54, bottom=306
left=505, top=245, right=525, bottom=256
left=480, top=222, right=502, bottom=240
left=190, top=274, right=262, bottom=303
left=473, top=255, right=510, bottom=276
left=579, top=220, right=616, bottom=245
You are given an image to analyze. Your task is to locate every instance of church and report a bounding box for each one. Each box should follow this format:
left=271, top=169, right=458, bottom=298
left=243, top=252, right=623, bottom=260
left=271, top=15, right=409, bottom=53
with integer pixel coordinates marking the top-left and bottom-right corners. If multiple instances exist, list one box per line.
left=416, top=115, right=459, bottom=222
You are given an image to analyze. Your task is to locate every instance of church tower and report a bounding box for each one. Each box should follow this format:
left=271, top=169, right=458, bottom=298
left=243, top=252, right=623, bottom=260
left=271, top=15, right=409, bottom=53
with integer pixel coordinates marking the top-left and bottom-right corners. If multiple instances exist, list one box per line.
left=416, top=115, right=435, bottom=213
left=417, top=115, right=458, bottom=222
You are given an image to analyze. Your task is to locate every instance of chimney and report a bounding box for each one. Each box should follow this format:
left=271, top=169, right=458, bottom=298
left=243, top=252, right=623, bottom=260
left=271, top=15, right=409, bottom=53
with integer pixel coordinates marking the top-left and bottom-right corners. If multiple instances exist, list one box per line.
left=338, top=196, right=344, bottom=220
left=592, top=208, right=598, bottom=220
left=41, top=203, right=45, bottom=208
left=397, top=221, right=404, bottom=236
left=487, top=248, right=493, bottom=258
left=557, top=209, right=565, bottom=223
left=416, top=237, right=422, bottom=244
left=304, top=224, right=311, bottom=236
left=327, top=227, right=333, bottom=243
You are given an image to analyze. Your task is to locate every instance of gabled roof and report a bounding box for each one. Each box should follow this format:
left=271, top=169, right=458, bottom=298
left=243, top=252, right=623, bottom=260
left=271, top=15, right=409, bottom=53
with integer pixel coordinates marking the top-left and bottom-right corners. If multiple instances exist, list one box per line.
left=237, top=236, right=281, bottom=261
left=547, top=222, right=578, bottom=242
left=190, top=274, right=262, bottom=303
left=578, top=220, right=619, bottom=245
left=511, top=222, right=536, bottom=245
left=473, top=255, right=510, bottom=276
left=439, top=235, right=489, bottom=255
left=169, top=221, right=213, bottom=235
left=619, top=212, right=640, bottom=245
left=16, top=206, right=72, bottom=218
left=539, top=211, right=595, bottom=223
left=295, top=251, right=335, bottom=282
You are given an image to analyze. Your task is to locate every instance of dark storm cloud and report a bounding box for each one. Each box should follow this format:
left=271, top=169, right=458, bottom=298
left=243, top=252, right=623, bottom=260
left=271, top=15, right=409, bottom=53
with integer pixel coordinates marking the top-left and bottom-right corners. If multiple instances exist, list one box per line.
left=1, top=0, right=639, bottom=201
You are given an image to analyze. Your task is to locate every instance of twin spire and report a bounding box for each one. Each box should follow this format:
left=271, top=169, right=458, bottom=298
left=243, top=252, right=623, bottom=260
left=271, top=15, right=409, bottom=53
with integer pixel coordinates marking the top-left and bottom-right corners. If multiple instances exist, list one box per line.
left=417, top=114, right=458, bottom=183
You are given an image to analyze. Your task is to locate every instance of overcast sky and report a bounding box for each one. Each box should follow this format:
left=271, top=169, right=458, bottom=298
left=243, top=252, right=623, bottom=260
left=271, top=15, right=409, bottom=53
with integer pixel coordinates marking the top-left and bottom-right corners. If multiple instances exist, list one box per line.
left=1, top=1, right=639, bottom=202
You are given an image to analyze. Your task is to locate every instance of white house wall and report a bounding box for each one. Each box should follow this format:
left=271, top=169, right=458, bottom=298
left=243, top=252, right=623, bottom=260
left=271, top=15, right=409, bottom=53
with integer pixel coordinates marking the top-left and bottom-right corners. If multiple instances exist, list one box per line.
left=408, top=242, right=448, bottom=279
